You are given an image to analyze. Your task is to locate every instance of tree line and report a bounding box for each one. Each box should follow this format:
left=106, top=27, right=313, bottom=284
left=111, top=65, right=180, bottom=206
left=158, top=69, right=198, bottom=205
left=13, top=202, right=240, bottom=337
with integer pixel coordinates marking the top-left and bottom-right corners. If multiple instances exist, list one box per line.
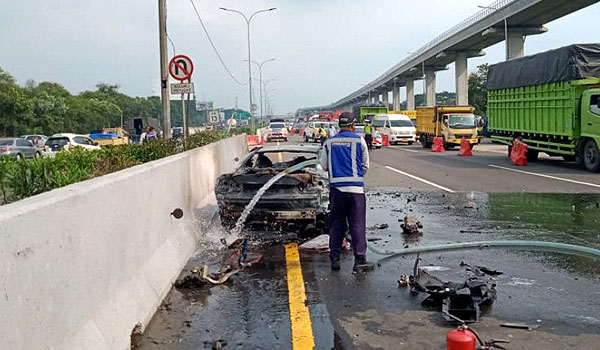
left=0, top=67, right=162, bottom=137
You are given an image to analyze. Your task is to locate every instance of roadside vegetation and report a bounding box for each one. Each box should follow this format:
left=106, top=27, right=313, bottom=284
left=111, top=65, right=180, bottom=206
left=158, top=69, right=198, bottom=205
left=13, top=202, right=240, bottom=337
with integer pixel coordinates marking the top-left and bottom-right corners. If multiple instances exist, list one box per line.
left=0, top=128, right=253, bottom=206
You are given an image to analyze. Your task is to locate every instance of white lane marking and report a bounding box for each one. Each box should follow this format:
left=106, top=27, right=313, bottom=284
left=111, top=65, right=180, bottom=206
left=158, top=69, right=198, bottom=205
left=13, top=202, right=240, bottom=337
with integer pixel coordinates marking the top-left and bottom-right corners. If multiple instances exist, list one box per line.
left=391, top=147, right=420, bottom=153
left=488, top=165, right=600, bottom=189
left=385, top=166, right=456, bottom=193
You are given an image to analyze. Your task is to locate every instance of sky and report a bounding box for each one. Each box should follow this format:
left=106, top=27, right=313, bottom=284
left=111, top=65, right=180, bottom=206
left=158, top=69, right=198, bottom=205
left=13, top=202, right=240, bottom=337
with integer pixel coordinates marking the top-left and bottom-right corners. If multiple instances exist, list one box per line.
left=1, top=0, right=600, bottom=114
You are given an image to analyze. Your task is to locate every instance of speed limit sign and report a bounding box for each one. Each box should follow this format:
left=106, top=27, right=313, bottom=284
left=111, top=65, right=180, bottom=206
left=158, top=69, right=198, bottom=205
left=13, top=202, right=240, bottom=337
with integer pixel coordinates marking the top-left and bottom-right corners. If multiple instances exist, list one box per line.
left=169, top=55, right=194, bottom=81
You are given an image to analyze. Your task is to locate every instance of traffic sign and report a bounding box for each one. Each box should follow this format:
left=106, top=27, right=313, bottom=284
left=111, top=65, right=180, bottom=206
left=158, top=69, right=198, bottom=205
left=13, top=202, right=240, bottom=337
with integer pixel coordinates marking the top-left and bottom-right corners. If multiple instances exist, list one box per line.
left=209, top=110, right=220, bottom=123
left=170, top=83, right=194, bottom=94
left=168, top=54, right=194, bottom=81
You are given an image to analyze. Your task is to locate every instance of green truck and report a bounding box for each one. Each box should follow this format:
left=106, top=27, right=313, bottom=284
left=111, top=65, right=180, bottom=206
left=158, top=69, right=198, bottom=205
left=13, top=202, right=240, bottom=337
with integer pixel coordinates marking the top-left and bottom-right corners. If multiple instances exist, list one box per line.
left=488, top=44, right=600, bottom=172
left=352, top=105, right=388, bottom=122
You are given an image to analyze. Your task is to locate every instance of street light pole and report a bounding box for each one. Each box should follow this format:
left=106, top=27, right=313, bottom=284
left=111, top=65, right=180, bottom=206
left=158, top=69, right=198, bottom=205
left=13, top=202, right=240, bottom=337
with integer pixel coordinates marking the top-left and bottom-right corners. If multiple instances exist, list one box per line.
left=261, top=79, right=275, bottom=118
left=478, top=5, right=508, bottom=60
left=220, top=7, right=276, bottom=128
left=245, top=58, right=275, bottom=122
left=158, top=0, right=171, bottom=138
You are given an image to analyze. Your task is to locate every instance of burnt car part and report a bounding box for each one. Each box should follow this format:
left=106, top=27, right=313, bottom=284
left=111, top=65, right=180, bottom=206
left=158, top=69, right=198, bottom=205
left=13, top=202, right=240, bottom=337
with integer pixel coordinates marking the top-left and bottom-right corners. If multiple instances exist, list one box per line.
left=409, top=257, right=497, bottom=323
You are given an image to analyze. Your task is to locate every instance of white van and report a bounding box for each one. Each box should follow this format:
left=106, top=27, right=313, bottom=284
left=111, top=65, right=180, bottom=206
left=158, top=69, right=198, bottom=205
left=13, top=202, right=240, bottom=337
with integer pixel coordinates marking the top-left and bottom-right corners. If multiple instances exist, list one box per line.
left=373, top=114, right=416, bottom=145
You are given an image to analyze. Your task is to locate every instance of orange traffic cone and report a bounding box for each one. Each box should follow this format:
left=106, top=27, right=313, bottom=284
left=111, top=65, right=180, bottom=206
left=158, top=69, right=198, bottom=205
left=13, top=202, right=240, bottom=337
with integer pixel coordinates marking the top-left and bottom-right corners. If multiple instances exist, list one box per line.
left=432, top=137, right=445, bottom=152
left=382, top=134, right=391, bottom=147
left=510, top=139, right=527, bottom=166
left=458, top=138, right=473, bottom=156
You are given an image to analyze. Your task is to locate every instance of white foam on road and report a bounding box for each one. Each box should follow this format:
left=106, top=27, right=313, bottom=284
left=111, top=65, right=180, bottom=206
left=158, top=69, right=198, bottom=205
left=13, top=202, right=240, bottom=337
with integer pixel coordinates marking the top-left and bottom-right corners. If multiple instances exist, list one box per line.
left=385, top=166, right=456, bottom=193
left=488, top=164, right=600, bottom=189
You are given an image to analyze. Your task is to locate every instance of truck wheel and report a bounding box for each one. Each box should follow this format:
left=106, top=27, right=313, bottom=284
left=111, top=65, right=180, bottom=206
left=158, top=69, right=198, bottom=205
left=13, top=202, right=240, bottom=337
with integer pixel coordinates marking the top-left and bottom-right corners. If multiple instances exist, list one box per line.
left=526, top=150, right=539, bottom=162
left=583, top=140, right=600, bottom=172
left=420, top=135, right=428, bottom=148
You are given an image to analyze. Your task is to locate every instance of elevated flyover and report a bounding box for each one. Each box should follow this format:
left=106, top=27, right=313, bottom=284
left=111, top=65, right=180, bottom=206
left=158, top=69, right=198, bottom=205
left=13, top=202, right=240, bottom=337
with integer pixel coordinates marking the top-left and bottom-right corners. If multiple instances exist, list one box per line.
left=298, top=0, right=600, bottom=115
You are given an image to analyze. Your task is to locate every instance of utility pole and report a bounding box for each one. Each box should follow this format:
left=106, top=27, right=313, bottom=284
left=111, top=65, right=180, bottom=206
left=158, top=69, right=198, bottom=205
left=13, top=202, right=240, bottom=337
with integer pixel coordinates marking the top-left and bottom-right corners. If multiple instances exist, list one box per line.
left=158, top=0, right=171, bottom=138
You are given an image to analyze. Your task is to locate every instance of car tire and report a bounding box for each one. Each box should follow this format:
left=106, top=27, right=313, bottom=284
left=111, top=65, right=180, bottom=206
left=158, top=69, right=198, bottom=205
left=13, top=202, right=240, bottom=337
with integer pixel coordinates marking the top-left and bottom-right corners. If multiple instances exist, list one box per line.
left=408, top=141, right=414, bottom=146
left=16, top=153, right=24, bottom=160
left=35, top=151, right=41, bottom=158
left=583, top=139, right=600, bottom=172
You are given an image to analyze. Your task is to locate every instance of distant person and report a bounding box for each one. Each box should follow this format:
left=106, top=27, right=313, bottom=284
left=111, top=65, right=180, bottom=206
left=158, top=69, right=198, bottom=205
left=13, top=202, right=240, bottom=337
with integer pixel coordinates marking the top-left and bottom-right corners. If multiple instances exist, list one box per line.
left=328, top=124, right=337, bottom=138
left=143, top=126, right=158, bottom=143
left=319, top=125, right=327, bottom=145
left=364, top=119, right=373, bottom=150
left=319, top=112, right=373, bottom=273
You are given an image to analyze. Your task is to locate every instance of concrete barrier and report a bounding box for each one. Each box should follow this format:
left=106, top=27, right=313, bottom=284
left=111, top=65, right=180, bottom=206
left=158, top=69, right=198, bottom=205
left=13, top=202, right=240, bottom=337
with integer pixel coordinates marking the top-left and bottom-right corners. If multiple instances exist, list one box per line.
left=0, top=135, right=247, bottom=350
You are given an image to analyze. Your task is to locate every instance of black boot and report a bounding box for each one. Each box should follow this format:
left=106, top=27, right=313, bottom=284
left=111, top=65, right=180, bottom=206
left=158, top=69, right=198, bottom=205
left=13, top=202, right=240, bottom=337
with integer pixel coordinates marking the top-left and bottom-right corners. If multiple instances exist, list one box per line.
left=353, top=257, right=375, bottom=272
left=330, top=257, right=341, bottom=271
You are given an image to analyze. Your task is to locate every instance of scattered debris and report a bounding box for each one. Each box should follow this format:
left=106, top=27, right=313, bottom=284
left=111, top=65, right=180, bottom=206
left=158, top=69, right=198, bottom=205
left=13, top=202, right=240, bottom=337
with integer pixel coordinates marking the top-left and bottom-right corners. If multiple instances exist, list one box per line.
left=500, top=323, right=538, bottom=331
left=460, top=230, right=482, bottom=234
left=204, top=339, right=228, bottom=349
left=460, top=262, right=504, bottom=276
left=400, top=216, right=423, bottom=235
left=369, top=223, right=389, bottom=230
left=367, top=237, right=383, bottom=242
left=398, top=275, right=411, bottom=287
left=408, top=256, right=497, bottom=323
left=299, top=234, right=348, bottom=252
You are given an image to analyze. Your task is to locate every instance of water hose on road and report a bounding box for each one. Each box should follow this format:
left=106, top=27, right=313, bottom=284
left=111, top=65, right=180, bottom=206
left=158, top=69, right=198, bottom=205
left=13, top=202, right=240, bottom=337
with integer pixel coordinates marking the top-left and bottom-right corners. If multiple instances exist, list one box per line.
left=283, top=159, right=319, bottom=174
left=368, top=240, right=600, bottom=262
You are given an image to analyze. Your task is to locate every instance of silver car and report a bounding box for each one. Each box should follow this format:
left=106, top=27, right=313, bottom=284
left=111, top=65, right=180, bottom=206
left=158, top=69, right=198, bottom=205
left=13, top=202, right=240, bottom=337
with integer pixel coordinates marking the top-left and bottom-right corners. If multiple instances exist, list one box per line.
left=0, top=138, right=40, bottom=159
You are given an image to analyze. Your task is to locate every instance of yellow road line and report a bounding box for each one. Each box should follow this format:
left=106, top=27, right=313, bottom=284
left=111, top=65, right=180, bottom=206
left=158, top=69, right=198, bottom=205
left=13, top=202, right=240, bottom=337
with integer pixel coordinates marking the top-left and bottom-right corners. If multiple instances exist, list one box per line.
left=284, top=243, right=315, bottom=350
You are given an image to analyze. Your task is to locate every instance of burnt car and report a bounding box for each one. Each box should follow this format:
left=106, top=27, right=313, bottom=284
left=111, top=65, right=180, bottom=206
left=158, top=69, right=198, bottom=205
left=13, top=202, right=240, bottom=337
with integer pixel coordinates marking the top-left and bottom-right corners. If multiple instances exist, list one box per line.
left=216, top=145, right=329, bottom=234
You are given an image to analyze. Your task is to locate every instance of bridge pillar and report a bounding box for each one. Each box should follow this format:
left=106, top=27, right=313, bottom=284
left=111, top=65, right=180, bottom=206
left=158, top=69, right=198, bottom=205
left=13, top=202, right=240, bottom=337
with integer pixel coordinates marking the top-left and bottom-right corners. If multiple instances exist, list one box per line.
left=392, top=81, right=401, bottom=111
left=507, top=33, right=525, bottom=59
left=425, top=69, right=436, bottom=107
left=382, top=90, right=389, bottom=109
left=455, top=52, right=468, bottom=105
left=406, top=79, right=415, bottom=110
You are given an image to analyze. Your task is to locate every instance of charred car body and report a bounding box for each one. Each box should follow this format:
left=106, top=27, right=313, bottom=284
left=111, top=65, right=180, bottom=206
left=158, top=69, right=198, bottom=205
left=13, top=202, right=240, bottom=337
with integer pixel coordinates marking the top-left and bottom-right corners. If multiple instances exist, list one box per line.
left=216, top=145, right=329, bottom=234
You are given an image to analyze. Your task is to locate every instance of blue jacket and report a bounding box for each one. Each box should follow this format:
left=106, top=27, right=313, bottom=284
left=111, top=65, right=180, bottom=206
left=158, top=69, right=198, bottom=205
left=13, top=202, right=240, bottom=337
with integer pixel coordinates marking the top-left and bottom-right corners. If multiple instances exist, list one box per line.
left=319, top=131, right=370, bottom=188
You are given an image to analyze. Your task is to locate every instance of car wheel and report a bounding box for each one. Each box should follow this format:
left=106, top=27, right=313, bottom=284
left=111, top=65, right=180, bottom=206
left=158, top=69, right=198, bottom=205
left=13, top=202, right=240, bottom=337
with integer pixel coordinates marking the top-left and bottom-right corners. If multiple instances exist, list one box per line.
left=408, top=141, right=414, bottom=146
left=16, top=153, right=24, bottom=160
left=583, top=139, right=600, bottom=172
left=304, top=135, right=308, bottom=142
left=35, top=151, right=42, bottom=158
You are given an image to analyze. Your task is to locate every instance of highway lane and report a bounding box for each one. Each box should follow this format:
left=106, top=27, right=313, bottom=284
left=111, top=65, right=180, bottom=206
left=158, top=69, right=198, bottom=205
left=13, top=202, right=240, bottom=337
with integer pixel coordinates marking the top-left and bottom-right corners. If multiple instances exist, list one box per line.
left=367, top=141, right=600, bottom=193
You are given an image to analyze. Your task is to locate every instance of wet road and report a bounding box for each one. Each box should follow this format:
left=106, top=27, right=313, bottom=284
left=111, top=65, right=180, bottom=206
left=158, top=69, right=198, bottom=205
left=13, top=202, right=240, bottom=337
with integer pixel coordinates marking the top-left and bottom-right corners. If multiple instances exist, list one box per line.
left=366, top=141, right=600, bottom=193
left=134, top=188, right=600, bottom=349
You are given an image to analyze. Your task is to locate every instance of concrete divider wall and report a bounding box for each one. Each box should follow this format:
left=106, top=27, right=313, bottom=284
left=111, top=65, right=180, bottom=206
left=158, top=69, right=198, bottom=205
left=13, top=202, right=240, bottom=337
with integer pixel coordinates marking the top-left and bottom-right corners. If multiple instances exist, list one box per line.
left=0, top=135, right=247, bottom=350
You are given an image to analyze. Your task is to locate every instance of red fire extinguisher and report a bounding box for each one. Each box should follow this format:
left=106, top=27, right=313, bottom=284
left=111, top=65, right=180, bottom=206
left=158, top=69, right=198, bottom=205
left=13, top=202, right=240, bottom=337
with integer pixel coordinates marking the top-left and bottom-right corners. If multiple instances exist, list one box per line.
left=447, top=325, right=476, bottom=350
left=447, top=324, right=510, bottom=350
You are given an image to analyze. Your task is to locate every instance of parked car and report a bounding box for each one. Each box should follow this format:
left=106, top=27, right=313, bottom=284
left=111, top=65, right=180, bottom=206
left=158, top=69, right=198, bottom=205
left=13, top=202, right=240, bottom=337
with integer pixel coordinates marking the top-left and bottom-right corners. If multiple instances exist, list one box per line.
left=21, top=134, right=48, bottom=147
left=354, top=124, right=382, bottom=149
left=216, top=145, right=329, bottom=235
left=171, top=127, right=184, bottom=140
left=373, top=114, right=417, bottom=145
left=44, top=133, right=101, bottom=156
left=303, top=121, right=332, bottom=143
left=0, top=138, right=40, bottom=159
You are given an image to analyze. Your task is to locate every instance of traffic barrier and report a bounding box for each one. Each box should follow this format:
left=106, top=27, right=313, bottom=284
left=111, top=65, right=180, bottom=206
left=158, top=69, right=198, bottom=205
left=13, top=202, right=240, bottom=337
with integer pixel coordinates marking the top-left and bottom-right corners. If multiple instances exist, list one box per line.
left=382, top=134, right=391, bottom=147
left=289, top=129, right=295, bottom=136
left=0, top=136, right=248, bottom=350
left=510, top=139, right=528, bottom=166
left=246, top=135, right=261, bottom=147
left=260, top=135, right=266, bottom=145
left=432, top=137, right=445, bottom=152
left=458, top=137, right=473, bottom=156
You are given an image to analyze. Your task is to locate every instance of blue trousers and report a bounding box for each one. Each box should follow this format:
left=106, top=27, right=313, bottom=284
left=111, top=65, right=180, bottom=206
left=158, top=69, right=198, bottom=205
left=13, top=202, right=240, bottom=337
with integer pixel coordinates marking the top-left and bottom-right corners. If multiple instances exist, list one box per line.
left=328, top=188, right=367, bottom=260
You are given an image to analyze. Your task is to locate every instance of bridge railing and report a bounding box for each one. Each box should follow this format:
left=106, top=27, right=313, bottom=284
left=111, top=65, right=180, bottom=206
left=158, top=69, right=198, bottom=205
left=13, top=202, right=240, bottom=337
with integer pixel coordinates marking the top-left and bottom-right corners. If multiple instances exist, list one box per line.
left=381, top=0, right=515, bottom=78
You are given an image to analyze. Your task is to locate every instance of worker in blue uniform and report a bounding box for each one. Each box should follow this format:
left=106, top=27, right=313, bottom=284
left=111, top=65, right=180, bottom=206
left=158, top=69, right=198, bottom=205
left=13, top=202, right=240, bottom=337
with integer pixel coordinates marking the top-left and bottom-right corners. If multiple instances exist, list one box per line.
left=319, top=112, right=374, bottom=272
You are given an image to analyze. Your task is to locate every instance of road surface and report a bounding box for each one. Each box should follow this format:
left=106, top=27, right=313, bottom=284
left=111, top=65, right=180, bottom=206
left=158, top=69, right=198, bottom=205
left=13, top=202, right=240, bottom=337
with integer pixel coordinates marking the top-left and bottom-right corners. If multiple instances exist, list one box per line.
left=133, top=137, right=600, bottom=349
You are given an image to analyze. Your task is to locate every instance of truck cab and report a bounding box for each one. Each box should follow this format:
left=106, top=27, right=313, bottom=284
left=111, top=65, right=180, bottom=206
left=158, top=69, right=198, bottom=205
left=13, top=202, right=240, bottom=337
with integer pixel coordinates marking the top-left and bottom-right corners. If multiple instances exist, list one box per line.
left=416, top=106, right=478, bottom=149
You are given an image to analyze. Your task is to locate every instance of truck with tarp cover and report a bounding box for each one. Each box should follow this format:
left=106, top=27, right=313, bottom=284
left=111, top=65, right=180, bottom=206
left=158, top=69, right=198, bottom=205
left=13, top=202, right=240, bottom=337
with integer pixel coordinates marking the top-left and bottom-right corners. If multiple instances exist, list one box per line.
left=487, top=44, right=600, bottom=172
left=352, top=106, right=388, bottom=122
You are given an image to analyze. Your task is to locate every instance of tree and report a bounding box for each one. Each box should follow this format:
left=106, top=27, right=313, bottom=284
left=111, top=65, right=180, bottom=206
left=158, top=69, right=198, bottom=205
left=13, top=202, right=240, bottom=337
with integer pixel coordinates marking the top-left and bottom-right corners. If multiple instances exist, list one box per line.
left=468, top=63, right=489, bottom=116
left=0, top=68, right=32, bottom=136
